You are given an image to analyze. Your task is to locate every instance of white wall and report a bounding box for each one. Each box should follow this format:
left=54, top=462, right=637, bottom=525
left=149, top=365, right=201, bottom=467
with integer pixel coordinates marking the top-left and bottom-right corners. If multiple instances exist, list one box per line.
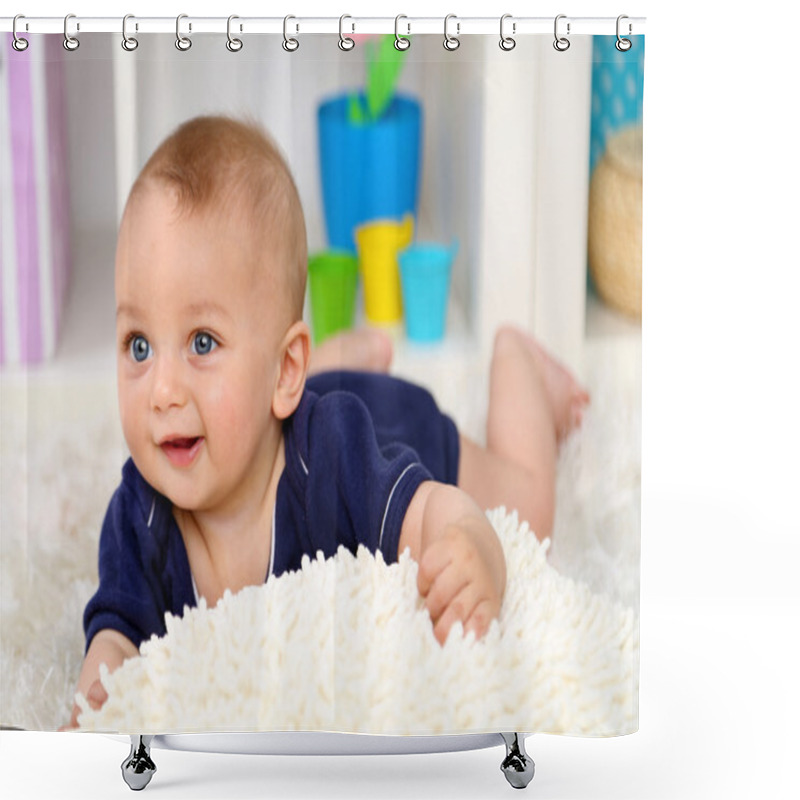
left=64, top=37, right=117, bottom=235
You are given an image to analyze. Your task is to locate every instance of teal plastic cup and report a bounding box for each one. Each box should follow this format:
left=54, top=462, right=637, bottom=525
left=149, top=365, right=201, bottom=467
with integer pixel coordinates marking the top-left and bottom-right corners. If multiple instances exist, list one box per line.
left=398, top=242, right=457, bottom=343
left=308, top=251, right=358, bottom=345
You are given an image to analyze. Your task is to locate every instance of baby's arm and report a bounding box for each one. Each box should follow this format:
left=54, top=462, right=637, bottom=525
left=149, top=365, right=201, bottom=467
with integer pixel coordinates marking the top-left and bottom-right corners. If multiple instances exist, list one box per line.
left=61, top=629, right=139, bottom=730
left=398, top=482, right=506, bottom=645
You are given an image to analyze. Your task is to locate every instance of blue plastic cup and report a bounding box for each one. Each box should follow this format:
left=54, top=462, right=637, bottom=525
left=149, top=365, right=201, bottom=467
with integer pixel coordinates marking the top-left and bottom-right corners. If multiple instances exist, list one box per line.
left=398, top=243, right=457, bottom=343
left=318, top=93, right=422, bottom=253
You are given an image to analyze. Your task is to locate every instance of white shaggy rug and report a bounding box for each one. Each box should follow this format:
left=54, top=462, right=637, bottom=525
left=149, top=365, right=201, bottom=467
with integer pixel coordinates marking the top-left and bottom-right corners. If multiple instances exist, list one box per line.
left=0, top=338, right=640, bottom=734
left=76, top=508, right=637, bottom=736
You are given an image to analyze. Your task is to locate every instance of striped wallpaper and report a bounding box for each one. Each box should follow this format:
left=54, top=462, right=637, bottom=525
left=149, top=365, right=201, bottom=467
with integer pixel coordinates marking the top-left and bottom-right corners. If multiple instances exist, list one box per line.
left=1, top=34, right=72, bottom=365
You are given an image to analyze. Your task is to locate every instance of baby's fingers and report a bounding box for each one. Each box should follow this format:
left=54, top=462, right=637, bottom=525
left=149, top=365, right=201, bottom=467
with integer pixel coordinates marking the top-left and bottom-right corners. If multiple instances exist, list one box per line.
left=59, top=704, right=81, bottom=732
left=86, top=679, right=108, bottom=711
left=432, top=584, right=481, bottom=646
left=59, top=678, right=109, bottom=731
left=464, top=599, right=498, bottom=640
left=416, top=538, right=455, bottom=597
left=424, top=561, right=469, bottom=623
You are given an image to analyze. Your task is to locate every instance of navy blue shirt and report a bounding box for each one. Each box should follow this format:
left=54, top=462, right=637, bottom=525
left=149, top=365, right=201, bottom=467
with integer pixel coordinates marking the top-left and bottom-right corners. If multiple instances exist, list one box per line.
left=84, top=371, right=459, bottom=652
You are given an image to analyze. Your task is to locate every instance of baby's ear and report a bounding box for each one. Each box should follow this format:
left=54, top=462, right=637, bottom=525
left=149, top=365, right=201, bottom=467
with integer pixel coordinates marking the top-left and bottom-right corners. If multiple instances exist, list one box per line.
left=272, top=321, right=310, bottom=420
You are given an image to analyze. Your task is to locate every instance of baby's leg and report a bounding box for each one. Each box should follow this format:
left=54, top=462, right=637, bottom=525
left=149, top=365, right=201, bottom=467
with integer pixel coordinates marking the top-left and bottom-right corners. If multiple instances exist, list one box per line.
left=457, top=326, right=588, bottom=540
left=308, top=328, right=393, bottom=375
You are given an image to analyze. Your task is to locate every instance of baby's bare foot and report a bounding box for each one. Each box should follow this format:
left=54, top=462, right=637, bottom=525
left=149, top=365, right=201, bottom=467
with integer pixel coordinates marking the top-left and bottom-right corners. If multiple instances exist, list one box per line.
left=506, top=327, right=589, bottom=441
left=309, top=328, right=394, bottom=375
left=532, top=341, right=589, bottom=440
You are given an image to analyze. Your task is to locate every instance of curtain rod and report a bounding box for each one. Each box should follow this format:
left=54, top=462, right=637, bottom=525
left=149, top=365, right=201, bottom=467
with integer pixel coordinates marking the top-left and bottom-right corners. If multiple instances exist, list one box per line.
left=1, top=16, right=646, bottom=37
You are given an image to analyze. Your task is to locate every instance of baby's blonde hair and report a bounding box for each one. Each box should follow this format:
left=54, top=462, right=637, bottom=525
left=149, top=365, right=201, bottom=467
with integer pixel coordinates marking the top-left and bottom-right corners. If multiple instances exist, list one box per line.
left=129, top=115, right=307, bottom=318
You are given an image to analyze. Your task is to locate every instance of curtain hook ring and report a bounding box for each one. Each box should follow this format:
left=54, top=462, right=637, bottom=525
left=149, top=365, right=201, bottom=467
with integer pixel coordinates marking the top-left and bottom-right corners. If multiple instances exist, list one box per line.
left=553, top=14, right=570, bottom=51
left=12, top=15, right=29, bottom=52
left=444, top=14, right=460, bottom=51
left=63, top=13, right=80, bottom=52
left=226, top=15, right=243, bottom=51
left=499, top=14, right=516, bottom=51
left=615, top=14, right=632, bottom=51
left=283, top=15, right=299, bottom=51
left=338, top=14, right=355, bottom=51
left=175, top=14, right=192, bottom=51
left=394, top=15, right=410, bottom=51
left=122, top=14, right=139, bottom=51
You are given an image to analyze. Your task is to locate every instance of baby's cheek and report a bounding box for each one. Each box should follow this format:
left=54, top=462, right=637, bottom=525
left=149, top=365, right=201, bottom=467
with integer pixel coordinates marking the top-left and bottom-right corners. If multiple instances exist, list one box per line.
left=118, top=384, right=147, bottom=452
left=203, top=368, right=273, bottom=450
left=206, top=386, right=249, bottom=441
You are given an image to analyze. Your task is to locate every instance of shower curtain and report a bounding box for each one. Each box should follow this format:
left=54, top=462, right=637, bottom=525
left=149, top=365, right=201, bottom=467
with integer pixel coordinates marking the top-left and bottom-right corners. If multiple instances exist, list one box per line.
left=1, top=15, right=643, bottom=745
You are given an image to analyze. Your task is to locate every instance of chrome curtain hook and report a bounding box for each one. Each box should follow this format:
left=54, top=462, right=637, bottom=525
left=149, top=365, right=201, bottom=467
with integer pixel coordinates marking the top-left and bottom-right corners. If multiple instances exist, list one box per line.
left=122, top=14, right=139, bottom=51
left=615, top=14, right=632, bottom=51
left=394, top=15, right=410, bottom=51
left=443, top=14, right=460, bottom=51
left=175, top=14, right=192, bottom=51
left=499, top=14, right=516, bottom=51
left=226, top=15, right=243, bottom=52
left=283, top=15, right=299, bottom=51
left=63, top=13, right=80, bottom=51
left=553, top=14, right=571, bottom=51
left=338, top=14, right=355, bottom=51
left=12, top=15, right=29, bottom=52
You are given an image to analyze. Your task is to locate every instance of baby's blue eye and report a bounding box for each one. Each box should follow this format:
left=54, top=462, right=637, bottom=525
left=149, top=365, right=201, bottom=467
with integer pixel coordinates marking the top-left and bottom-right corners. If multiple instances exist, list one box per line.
left=130, top=335, right=151, bottom=363
left=191, top=331, right=217, bottom=356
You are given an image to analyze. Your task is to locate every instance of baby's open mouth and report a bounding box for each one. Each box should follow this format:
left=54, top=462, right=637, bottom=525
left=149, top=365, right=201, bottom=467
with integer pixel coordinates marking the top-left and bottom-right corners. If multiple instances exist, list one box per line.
left=166, top=437, right=199, bottom=448
left=160, top=436, right=204, bottom=467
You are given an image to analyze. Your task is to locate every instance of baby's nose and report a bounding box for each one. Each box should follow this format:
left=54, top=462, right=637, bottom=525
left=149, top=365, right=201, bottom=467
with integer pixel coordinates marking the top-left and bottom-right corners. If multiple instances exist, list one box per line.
left=151, top=355, right=188, bottom=411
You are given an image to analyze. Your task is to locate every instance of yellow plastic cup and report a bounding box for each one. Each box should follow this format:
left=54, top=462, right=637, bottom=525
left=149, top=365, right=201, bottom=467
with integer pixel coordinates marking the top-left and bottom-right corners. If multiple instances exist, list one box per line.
left=355, top=214, right=414, bottom=325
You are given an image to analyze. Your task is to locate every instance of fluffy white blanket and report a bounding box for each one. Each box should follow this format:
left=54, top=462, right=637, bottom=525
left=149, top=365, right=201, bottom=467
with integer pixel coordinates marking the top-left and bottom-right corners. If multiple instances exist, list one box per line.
left=0, top=339, right=640, bottom=733
left=76, top=508, right=637, bottom=736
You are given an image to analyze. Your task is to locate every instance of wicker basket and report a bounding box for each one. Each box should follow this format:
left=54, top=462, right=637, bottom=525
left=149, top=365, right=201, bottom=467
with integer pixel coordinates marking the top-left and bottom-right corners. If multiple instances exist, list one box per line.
left=588, top=124, right=643, bottom=319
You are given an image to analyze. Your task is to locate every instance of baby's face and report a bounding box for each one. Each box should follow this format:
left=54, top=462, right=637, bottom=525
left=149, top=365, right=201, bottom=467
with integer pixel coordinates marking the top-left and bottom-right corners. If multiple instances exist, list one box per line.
left=115, top=186, right=289, bottom=512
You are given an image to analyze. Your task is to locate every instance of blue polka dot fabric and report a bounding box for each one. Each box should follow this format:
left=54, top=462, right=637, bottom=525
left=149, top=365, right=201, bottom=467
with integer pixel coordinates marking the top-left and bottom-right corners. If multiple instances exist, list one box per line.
left=590, top=35, right=645, bottom=173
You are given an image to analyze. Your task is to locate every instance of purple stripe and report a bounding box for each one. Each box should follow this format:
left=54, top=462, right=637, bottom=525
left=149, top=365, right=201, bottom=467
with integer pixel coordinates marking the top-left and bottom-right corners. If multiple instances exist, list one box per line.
left=8, top=33, right=43, bottom=362
left=0, top=202, right=4, bottom=360
left=45, top=35, right=71, bottom=344
left=0, top=50, right=4, bottom=362
left=0, top=44, right=5, bottom=362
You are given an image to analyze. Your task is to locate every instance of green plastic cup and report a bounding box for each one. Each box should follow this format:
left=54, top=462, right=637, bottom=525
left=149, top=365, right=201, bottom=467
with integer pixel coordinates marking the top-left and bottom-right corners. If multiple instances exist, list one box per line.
left=308, top=251, right=359, bottom=344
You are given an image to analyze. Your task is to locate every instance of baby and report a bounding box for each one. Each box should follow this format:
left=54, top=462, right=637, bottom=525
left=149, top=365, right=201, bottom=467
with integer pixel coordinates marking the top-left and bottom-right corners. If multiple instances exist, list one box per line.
left=64, top=115, right=588, bottom=729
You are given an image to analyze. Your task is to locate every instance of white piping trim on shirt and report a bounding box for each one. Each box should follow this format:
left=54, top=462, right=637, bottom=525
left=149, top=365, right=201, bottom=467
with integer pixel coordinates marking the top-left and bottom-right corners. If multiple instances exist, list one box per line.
left=298, top=450, right=309, bottom=476
left=378, top=462, right=420, bottom=552
left=268, top=503, right=276, bottom=579
left=147, top=498, right=156, bottom=528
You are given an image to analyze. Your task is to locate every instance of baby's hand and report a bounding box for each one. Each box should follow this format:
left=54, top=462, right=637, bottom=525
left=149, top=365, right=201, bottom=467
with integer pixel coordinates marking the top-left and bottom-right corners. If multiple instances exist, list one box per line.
left=416, top=519, right=504, bottom=645
left=59, top=679, right=108, bottom=732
